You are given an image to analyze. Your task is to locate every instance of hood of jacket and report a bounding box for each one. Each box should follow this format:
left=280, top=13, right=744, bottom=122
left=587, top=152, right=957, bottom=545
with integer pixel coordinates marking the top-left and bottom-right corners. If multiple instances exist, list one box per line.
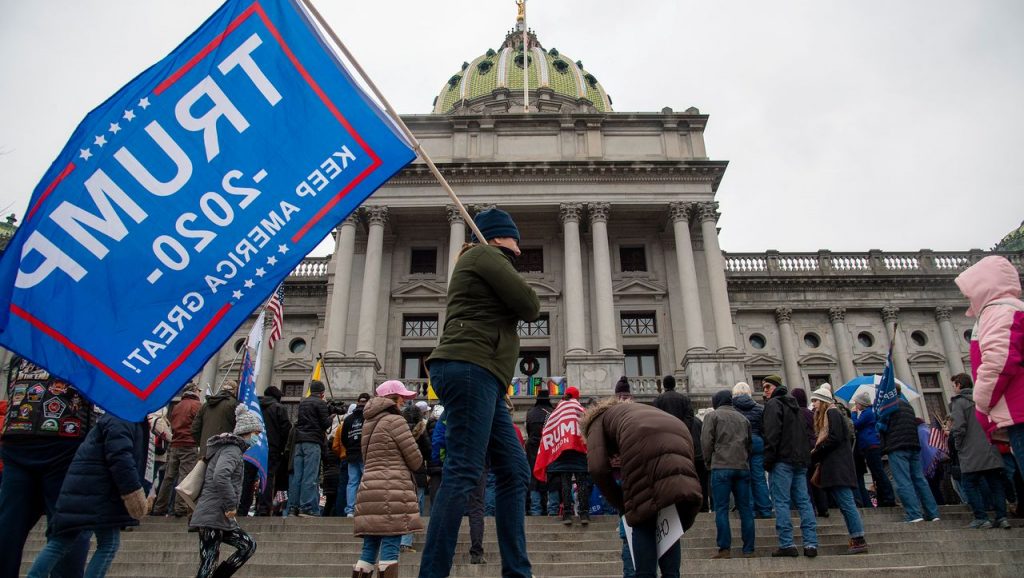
left=956, top=255, right=1022, bottom=317
left=205, top=432, right=247, bottom=457
left=953, top=387, right=974, bottom=403
left=205, top=391, right=235, bottom=408
left=732, top=393, right=759, bottom=412
left=258, top=396, right=277, bottom=410
left=581, top=396, right=623, bottom=437
left=363, top=396, right=400, bottom=421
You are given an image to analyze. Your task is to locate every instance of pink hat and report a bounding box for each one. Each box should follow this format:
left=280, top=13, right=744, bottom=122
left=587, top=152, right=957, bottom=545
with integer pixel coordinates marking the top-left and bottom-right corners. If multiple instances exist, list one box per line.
left=376, top=380, right=418, bottom=399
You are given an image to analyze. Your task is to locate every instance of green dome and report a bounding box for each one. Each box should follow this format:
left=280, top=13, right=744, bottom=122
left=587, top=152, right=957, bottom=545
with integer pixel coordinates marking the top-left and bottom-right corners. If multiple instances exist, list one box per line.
left=432, top=30, right=612, bottom=115
left=995, top=220, right=1024, bottom=251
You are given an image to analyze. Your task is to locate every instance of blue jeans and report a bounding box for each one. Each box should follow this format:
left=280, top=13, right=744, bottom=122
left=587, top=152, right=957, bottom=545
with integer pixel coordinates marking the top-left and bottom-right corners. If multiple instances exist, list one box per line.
left=887, top=449, right=939, bottom=521
left=769, top=462, right=817, bottom=549
left=629, top=512, right=681, bottom=578
left=1008, top=424, right=1024, bottom=488
left=484, top=471, right=497, bottom=516
left=864, top=447, right=896, bottom=506
left=360, top=535, right=402, bottom=564
left=618, top=518, right=635, bottom=578
left=829, top=486, right=864, bottom=538
left=288, top=442, right=321, bottom=515
left=419, top=360, right=531, bottom=578
left=961, top=469, right=1008, bottom=521
left=529, top=489, right=561, bottom=515
left=0, top=441, right=89, bottom=578
left=346, top=460, right=364, bottom=516
left=401, top=487, right=427, bottom=547
left=711, top=468, right=755, bottom=553
left=28, top=528, right=120, bottom=578
left=749, top=435, right=773, bottom=516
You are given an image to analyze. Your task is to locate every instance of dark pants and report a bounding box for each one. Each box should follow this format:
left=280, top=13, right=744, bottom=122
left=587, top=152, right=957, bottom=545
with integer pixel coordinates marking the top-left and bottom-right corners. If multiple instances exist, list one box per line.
left=629, top=511, right=681, bottom=578
left=863, top=446, right=895, bottom=506
left=334, top=461, right=349, bottom=517
left=556, top=471, right=592, bottom=518
left=467, top=470, right=486, bottom=556
left=962, top=468, right=1008, bottom=522
left=0, top=440, right=89, bottom=578
left=237, top=461, right=277, bottom=517
left=197, top=527, right=256, bottom=578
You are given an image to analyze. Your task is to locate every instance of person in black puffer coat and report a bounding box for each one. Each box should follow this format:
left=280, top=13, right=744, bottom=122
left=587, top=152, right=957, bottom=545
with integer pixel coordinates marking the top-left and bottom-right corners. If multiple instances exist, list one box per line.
left=525, top=389, right=555, bottom=515
left=26, top=411, right=149, bottom=578
left=881, top=395, right=941, bottom=522
left=733, top=382, right=774, bottom=518
left=654, top=375, right=708, bottom=511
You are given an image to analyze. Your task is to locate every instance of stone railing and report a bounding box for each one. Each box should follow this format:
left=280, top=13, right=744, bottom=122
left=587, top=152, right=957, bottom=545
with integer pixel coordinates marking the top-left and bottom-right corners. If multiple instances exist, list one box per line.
left=724, top=249, right=1022, bottom=277
left=288, top=256, right=331, bottom=278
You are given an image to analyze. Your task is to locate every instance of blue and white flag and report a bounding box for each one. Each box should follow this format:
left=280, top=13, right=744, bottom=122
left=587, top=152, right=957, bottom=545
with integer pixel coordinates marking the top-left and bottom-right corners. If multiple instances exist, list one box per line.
left=239, top=311, right=268, bottom=492
left=874, top=337, right=900, bottom=433
left=0, top=0, right=415, bottom=420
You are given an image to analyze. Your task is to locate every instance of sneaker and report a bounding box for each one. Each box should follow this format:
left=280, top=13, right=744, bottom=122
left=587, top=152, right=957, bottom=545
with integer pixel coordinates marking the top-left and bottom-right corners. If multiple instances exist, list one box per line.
left=803, top=547, right=818, bottom=558
left=579, top=513, right=590, bottom=526
left=967, top=519, right=993, bottom=529
left=928, top=517, right=941, bottom=522
left=711, top=549, right=731, bottom=559
left=906, top=517, right=925, bottom=523
left=399, top=545, right=416, bottom=553
left=741, top=551, right=756, bottom=558
left=995, top=518, right=1012, bottom=530
left=561, top=513, right=573, bottom=526
left=470, top=554, right=487, bottom=564
left=771, top=547, right=799, bottom=557
left=297, top=511, right=315, bottom=518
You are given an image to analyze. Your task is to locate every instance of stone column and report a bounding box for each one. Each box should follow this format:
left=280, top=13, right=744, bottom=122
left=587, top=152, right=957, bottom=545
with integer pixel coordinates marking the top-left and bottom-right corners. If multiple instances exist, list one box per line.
left=354, top=207, right=388, bottom=358
left=935, top=306, right=966, bottom=377
left=589, top=203, right=618, bottom=354
left=882, top=306, right=926, bottom=414
left=776, top=307, right=803, bottom=390
left=199, top=353, right=220, bottom=393
left=560, top=203, right=587, bottom=354
left=324, top=214, right=358, bottom=356
left=697, top=202, right=737, bottom=350
left=668, top=202, right=706, bottom=352
left=446, top=206, right=466, bottom=283
left=829, top=307, right=857, bottom=383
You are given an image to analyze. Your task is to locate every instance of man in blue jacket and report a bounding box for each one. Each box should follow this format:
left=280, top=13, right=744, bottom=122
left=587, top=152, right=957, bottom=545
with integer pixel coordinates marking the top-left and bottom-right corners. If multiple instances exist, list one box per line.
left=852, top=390, right=896, bottom=507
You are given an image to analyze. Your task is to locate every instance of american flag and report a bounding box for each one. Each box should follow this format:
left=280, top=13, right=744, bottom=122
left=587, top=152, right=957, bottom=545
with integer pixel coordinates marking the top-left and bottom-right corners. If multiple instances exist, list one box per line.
left=266, top=285, right=285, bottom=349
left=928, top=417, right=949, bottom=455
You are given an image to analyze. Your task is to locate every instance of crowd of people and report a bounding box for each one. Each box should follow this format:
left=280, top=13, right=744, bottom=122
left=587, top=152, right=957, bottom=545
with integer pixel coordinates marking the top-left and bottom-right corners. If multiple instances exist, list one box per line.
left=1, top=215, right=1022, bottom=578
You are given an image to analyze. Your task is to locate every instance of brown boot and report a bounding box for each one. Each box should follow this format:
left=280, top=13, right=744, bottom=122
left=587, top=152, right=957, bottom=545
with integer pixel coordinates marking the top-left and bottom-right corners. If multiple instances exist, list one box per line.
left=352, top=560, right=375, bottom=578
left=846, top=536, right=868, bottom=554
left=377, top=561, right=399, bottom=578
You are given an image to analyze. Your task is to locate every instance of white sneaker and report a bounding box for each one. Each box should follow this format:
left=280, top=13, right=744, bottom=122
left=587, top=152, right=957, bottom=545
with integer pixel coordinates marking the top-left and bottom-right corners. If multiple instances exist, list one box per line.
left=930, top=517, right=941, bottom=522
left=907, top=518, right=925, bottom=523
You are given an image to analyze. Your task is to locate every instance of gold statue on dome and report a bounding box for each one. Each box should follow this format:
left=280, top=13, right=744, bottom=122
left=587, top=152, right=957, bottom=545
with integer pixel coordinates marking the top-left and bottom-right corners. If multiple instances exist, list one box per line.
left=517, top=0, right=525, bottom=22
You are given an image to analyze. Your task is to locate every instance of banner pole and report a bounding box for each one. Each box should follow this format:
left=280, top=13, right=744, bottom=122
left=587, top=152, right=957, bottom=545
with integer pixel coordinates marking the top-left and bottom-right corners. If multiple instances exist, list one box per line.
left=298, top=0, right=487, bottom=244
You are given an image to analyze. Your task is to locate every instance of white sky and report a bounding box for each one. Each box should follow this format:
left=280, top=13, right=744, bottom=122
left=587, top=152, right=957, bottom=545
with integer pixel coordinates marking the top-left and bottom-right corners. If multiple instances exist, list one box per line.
left=1, top=0, right=1022, bottom=257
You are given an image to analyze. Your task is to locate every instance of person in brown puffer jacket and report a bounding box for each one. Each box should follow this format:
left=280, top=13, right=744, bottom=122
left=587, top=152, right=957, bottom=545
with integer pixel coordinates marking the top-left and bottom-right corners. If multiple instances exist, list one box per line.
left=351, top=381, right=424, bottom=578
left=582, top=397, right=702, bottom=578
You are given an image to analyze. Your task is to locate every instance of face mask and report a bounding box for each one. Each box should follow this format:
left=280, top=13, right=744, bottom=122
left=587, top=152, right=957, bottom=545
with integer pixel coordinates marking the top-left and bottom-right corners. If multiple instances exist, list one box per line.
left=245, top=435, right=258, bottom=448
left=498, top=246, right=518, bottom=267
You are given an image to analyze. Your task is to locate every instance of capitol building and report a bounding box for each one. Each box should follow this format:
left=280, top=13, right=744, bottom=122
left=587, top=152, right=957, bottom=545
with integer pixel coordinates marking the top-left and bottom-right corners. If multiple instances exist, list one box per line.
left=184, top=22, right=1024, bottom=421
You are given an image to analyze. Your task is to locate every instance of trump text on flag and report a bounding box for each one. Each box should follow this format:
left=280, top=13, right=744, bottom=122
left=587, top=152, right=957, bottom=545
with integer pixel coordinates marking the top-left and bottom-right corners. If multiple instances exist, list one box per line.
left=0, top=0, right=414, bottom=420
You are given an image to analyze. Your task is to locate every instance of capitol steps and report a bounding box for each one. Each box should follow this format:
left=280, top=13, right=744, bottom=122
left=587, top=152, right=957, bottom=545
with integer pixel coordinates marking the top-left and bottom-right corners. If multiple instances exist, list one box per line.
left=20, top=505, right=1024, bottom=577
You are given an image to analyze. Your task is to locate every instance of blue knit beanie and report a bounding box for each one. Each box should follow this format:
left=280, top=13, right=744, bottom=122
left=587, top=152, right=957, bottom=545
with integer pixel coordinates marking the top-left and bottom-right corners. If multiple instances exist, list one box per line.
left=471, top=208, right=520, bottom=243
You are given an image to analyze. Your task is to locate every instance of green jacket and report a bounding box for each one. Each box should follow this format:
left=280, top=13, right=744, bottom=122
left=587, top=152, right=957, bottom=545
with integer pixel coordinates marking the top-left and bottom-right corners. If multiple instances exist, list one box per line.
left=428, top=244, right=541, bottom=385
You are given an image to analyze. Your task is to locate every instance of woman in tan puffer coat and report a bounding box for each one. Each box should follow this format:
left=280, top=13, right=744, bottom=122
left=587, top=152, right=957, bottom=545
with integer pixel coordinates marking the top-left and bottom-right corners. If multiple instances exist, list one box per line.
left=352, top=381, right=423, bottom=578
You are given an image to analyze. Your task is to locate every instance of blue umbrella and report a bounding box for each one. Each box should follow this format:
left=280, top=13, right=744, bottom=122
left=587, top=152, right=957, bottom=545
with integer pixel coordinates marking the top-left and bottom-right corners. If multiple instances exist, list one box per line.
left=834, top=375, right=920, bottom=404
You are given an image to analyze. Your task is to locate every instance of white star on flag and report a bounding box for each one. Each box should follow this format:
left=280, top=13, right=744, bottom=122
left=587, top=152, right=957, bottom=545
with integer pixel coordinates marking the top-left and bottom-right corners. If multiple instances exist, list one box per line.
left=109, top=122, right=121, bottom=134
left=244, top=279, right=255, bottom=289
left=255, top=267, right=266, bottom=278
left=94, top=135, right=107, bottom=147
left=123, top=109, right=135, bottom=121
left=278, top=244, right=289, bottom=255
left=138, top=97, right=151, bottom=110
left=232, top=290, right=243, bottom=300
left=267, top=256, right=278, bottom=266
left=79, top=148, right=93, bottom=161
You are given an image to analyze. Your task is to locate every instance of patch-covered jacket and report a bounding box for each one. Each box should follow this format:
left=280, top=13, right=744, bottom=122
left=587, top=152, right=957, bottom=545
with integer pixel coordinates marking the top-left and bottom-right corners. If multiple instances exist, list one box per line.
left=3, top=360, right=92, bottom=441
left=955, top=256, right=1024, bottom=432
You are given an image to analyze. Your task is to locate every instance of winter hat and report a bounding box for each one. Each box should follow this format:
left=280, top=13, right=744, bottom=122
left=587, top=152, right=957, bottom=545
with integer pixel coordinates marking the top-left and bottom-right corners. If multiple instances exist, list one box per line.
left=233, top=404, right=263, bottom=437
left=415, top=401, right=430, bottom=413
left=614, top=376, right=631, bottom=395
left=535, top=388, right=550, bottom=399
left=810, top=384, right=834, bottom=405
left=263, top=386, right=283, bottom=401
left=662, top=375, right=677, bottom=391
left=762, top=375, right=784, bottom=389
left=471, top=208, right=520, bottom=243
left=357, top=392, right=371, bottom=404
left=309, top=380, right=326, bottom=395
left=852, top=389, right=873, bottom=407
left=712, top=390, right=733, bottom=409
left=182, top=383, right=200, bottom=398
left=732, top=382, right=752, bottom=396
left=220, top=380, right=238, bottom=395
left=564, top=386, right=580, bottom=399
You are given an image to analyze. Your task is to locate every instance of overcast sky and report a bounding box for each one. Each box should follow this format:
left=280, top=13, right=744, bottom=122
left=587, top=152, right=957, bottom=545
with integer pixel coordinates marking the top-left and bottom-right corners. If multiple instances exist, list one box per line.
left=2, top=0, right=1022, bottom=256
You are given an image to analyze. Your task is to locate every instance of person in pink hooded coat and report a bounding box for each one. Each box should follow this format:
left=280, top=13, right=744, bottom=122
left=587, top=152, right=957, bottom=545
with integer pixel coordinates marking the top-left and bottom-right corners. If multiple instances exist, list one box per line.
left=955, top=255, right=1024, bottom=473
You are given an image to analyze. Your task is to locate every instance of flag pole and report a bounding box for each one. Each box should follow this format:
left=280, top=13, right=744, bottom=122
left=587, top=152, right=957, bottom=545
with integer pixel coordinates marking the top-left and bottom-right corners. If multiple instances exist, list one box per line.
left=521, top=0, right=529, bottom=113
left=297, top=0, right=487, bottom=244
left=317, top=352, right=337, bottom=400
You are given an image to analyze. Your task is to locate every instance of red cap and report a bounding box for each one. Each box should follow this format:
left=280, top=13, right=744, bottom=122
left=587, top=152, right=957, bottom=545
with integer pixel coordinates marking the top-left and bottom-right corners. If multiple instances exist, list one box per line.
left=565, top=386, right=580, bottom=399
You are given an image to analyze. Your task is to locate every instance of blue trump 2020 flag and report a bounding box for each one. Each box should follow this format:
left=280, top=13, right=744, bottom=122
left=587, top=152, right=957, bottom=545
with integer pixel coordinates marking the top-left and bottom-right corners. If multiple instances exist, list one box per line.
left=874, top=339, right=900, bottom=433
left=0, top=0, right=415, bottom=420
left=240, top=312, right=269, bottom=492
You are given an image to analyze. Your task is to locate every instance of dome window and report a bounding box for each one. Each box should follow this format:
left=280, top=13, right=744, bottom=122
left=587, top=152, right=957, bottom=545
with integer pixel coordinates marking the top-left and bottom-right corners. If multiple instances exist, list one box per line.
left=553, top=59, right=569, bottom=74
left=549, top=47, right=559, bottom=56
left=513, top=53, right=533, bottom=68
left=447, top=74, right=461, bottom=89
left=477, top=60, right=493, bottom=74
left=585, top=73, right=599, bottom=88
left=461, top=61, right=469, bottom=71
left=576, top=60, right=584, bottom=69
left=486, top=48, right=496, bottom=57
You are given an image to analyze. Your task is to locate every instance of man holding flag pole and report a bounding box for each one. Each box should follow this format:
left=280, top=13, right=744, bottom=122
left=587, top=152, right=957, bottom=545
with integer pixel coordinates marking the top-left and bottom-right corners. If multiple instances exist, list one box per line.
left=876, top=325, right=941, bottom=523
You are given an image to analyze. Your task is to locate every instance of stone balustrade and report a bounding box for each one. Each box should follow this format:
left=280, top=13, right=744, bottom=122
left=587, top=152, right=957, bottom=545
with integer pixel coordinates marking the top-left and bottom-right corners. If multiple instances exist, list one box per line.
left=724, top=249, right=1022, bottom=277
left=288, top=256, right=330, bottom=278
